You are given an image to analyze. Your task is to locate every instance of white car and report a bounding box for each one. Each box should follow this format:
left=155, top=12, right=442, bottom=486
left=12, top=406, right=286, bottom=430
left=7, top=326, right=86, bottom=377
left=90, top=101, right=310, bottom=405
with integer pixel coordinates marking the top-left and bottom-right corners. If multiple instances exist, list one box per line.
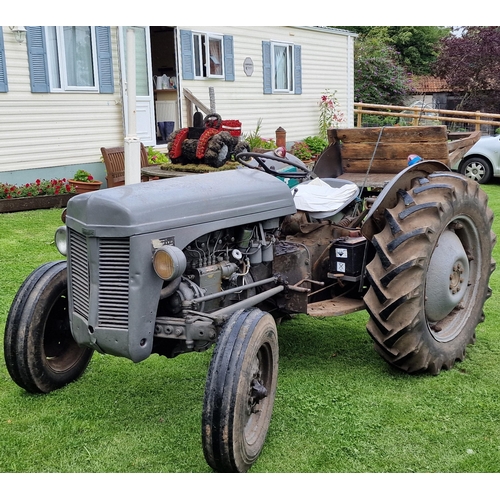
left=455, top=134, right=500, bottom=184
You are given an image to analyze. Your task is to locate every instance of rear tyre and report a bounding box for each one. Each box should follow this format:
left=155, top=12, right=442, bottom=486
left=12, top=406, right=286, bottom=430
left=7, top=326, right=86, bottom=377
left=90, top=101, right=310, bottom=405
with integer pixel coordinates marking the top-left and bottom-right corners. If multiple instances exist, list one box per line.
left=459, top=156, right=493, bottom=184
left=4, top=261, right=93, bottom=393
left=202, top=309, right=278, bottom=472
left=364, top=172, right=496, bottom=374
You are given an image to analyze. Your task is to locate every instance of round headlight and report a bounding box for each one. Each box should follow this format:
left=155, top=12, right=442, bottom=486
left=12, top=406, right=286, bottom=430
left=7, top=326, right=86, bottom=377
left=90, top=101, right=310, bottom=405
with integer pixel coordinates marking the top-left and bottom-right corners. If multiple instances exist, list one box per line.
left=153, top=245, right=186, bottom=281
left=55, top=226, right=68, bottom=256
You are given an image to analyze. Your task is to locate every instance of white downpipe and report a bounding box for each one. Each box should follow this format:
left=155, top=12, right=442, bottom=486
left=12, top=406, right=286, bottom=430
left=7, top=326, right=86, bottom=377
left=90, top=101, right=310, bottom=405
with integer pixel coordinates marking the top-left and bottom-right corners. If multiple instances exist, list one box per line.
left=124, top=28, right=141, bottom=185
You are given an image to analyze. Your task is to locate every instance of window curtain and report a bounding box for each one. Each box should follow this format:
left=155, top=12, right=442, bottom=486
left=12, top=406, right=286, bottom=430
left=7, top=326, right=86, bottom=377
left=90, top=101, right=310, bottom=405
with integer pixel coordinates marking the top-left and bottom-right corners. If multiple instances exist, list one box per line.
left=274, top=45, right=287, bottom=90
left=63, top=26, right=94, bottom=87
left=209, top=37, right=222, bottom=76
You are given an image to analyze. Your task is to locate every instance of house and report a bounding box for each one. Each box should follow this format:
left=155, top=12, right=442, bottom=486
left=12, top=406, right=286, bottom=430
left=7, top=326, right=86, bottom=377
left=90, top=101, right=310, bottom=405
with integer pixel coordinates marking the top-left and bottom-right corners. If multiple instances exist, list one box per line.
left=408, top=75, right=455, bottom=109
left=0, top=26, right=356, bottom=185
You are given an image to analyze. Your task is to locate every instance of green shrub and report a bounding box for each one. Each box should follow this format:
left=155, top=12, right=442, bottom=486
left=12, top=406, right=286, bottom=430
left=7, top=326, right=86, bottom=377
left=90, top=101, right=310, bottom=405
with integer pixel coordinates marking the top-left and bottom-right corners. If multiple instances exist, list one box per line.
left=290, top=141, right=313, bottom=161
left=244, top=119, right=276, bottom=150
left=303, top=136, right=328, bottom=155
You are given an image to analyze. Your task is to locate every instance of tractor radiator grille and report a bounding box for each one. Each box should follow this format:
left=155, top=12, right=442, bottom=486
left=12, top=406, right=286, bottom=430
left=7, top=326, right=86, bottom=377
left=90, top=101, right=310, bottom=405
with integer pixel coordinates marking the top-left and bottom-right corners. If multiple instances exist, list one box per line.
left=69, top=229, right=90, bottom=320
left=97, top=238, right=130, bottom=330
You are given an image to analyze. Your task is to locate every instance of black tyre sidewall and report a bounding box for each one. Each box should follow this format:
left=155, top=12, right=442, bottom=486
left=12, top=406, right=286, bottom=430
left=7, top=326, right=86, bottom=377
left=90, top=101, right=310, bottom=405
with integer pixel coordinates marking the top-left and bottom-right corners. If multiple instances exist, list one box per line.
left=4, top=261, right=93, bottom=393
left=364, top=172, right=495, bottom=374
left=202, top=308, right=278, bottom=472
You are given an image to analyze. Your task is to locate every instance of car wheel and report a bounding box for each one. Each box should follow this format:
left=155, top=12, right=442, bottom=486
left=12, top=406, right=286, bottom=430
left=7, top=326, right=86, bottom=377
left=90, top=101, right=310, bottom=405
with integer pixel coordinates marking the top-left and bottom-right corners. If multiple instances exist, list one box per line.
left=460, top=156, right=493, bottom=184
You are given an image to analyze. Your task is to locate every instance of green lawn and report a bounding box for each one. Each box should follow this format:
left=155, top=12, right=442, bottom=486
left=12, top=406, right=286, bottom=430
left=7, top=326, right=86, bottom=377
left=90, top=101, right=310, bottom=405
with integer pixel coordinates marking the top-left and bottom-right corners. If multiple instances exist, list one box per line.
left=1, top=183, right=500, bottom=474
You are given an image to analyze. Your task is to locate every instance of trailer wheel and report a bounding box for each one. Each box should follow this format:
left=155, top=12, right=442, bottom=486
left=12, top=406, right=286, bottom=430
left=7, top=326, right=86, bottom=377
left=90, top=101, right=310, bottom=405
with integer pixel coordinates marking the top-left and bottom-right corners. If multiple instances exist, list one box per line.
left=364, top=172, right=496, bottom=374
left=202, top=309, right=278, bottom=472
left=4, top=261, right=93, bottom=393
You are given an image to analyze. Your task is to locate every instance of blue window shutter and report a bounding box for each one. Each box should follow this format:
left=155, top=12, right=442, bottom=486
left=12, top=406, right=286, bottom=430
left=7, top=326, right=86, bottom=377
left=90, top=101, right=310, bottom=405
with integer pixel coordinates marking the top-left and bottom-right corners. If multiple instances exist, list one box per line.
left=294, top=44, right=302, bottom=95
left=96, top=26, right=114, bottom=93
left=0, top=27, right=8, bottom=92
left=262, top=41, right=272, bottom=94
left=180, top=29, right=194, bottom=80
left=26, top=26, right=50, bottom=93
left=223, top=35, right=234, bottom=82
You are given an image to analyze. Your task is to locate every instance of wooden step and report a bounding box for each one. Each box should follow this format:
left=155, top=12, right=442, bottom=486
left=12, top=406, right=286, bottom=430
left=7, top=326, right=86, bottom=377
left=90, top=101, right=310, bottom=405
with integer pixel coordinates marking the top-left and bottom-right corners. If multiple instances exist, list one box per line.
left=307, top=296, right=365, bottom=317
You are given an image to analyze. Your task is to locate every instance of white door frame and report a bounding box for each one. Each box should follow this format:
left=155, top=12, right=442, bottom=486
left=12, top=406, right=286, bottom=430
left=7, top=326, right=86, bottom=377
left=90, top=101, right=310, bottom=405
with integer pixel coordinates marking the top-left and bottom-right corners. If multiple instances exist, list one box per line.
left=118, top=26, right=156, bottom=146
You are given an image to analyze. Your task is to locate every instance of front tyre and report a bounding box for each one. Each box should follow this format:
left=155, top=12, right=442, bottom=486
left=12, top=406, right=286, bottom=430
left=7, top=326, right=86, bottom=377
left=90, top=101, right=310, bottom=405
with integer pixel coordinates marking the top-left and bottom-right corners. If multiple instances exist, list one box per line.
left=364, top=172, right=496, bottom=374
left=202, top=309, right=278, bottom=472
left=4, top=261, right=93, bottom=393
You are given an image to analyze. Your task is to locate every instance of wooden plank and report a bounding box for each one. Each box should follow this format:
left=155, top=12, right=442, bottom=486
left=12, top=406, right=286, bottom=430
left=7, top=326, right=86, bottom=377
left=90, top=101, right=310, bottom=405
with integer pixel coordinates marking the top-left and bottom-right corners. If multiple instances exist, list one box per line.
left=341, top=157, right=448, bottom=174
left=329, top=126, right=448, bottom=144
left=338, top=173, right=392, bottom=189
left=447, top=131, right=481, bottom=153
left=447, top=130, right=482, bottom=166
left=308, top=296, right=366, bottom=317
left=340, top=142, right=450, bottom=162
left=338, top=173, right=394, bottom=189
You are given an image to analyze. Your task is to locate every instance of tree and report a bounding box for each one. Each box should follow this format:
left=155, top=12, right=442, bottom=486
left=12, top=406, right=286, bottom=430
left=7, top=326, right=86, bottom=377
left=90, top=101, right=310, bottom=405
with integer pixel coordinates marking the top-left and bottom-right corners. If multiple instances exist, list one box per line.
left=353, top=38, right=414, bottom=106
left=433, top=26, right=500, bottom=113
left=335, top=26, right=450, bottom=75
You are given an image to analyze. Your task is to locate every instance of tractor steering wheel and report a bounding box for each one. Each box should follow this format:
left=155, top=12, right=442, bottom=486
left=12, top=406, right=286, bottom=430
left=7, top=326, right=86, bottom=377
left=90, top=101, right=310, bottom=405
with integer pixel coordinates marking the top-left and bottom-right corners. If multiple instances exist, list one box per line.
left=235, top=151, right=311, bottom=179
left=204, top=113, right=222, bottom=130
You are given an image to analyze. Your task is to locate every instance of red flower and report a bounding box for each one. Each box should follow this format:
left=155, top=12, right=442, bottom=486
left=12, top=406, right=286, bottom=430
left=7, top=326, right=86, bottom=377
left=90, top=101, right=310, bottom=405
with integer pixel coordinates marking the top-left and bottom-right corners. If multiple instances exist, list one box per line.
left=87, top=174, right=94, bottom=181
left=36, top=179, right=41, bottom=185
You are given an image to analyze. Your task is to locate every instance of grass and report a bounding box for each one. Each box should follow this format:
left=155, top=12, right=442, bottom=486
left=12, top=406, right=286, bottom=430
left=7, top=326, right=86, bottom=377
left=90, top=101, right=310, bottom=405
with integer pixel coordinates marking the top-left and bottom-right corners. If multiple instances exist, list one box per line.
left=1, top=182, right=500, bottom=474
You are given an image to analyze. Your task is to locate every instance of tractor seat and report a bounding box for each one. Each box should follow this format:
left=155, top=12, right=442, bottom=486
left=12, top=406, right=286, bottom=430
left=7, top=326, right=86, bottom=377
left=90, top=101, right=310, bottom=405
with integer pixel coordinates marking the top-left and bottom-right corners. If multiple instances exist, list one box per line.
left=292, top=177, right=359, bottom=220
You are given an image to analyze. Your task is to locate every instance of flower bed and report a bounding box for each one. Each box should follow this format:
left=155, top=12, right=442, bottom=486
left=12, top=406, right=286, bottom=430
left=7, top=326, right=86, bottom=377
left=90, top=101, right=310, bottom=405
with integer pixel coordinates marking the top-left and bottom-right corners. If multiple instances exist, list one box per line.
left=0, top=179, right=76, bottom=214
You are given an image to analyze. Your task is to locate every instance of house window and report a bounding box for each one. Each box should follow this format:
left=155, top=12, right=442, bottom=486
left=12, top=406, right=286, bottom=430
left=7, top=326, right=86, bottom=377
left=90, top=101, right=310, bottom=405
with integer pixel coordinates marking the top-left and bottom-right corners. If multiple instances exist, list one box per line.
left=179, top=29, right=234, bottom=82
left=262, top=41, right=301, bottom=95
left=272, top=42, right=293, bottom=92
left=46, top=26, right=98, bottom=91
left=193, top=32, right=224, bottom=79
left=26, top=26, right=114, bottom=94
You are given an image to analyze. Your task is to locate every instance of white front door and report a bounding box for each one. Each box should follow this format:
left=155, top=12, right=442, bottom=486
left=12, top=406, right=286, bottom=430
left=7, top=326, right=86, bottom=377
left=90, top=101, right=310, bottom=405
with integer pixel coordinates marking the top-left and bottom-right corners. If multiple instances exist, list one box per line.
left=119, top=26, right=156, bottom=146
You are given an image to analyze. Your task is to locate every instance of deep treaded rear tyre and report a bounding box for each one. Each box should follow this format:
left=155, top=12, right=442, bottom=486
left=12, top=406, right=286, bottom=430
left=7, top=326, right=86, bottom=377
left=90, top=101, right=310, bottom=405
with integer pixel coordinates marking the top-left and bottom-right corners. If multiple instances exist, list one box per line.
left=202, top=308, right=278, bottom=472
left=4, top=261, right=93, bottom=393
left=364, top=171, right=496, bottom=374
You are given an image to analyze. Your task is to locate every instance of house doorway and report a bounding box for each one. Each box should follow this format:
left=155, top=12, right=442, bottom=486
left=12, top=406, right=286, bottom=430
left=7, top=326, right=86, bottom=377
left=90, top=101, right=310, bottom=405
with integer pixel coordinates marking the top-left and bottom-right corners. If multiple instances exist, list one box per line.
left=149, top=26, right=180, bottom=145
left=118, top=26, right=156, bottom=146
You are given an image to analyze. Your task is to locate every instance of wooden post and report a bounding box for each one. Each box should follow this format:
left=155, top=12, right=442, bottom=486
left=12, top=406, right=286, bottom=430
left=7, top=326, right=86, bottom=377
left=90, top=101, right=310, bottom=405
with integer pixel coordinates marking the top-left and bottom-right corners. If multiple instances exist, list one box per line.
left=356, top=105, right=362, bottom=127
left=276, top=127, right=286, bottom=148
left=209, top=87, right=216, bottom=113
left=475, top=111, right=481, bottom=131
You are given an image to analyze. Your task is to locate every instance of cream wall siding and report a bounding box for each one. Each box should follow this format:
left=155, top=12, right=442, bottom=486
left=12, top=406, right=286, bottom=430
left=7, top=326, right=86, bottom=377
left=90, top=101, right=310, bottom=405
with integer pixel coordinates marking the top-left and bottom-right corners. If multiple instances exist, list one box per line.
left=178, top=26, right=354, bottom=142
left=0, top=27, right=124, bottom=174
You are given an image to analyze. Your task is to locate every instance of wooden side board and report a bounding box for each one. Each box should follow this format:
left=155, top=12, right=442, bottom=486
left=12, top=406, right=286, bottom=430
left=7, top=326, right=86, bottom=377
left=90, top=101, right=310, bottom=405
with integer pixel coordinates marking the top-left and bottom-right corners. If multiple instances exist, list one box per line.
left=328, top=126, right=450, bottom=175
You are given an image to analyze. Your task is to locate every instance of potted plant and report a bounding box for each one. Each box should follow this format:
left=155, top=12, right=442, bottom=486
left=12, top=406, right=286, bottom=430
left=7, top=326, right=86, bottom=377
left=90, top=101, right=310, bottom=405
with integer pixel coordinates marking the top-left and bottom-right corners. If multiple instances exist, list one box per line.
left=69, top=170, right=103, bottom=194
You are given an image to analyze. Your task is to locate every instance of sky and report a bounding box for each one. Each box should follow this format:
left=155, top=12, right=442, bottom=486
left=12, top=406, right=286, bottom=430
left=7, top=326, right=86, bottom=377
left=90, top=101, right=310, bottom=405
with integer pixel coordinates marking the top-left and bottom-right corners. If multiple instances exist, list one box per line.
left=3, top=1, right=489, bottom=28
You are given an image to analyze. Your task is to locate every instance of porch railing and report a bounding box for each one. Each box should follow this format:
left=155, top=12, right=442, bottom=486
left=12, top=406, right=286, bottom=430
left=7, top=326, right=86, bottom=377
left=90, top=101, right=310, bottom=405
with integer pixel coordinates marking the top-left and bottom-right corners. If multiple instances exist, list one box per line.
left=182, top=88, right=214, bottom=127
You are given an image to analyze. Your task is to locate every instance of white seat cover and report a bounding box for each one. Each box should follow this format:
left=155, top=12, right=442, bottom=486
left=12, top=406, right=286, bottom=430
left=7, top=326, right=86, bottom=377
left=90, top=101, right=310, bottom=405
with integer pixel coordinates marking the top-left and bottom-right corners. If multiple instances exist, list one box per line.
left=292, top=177, right=359, bottom=213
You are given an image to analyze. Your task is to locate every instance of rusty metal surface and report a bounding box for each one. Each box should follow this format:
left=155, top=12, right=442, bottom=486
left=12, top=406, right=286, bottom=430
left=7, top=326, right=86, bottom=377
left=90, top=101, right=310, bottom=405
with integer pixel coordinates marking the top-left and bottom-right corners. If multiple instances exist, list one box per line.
left=307, top=296, right=366, bottom=317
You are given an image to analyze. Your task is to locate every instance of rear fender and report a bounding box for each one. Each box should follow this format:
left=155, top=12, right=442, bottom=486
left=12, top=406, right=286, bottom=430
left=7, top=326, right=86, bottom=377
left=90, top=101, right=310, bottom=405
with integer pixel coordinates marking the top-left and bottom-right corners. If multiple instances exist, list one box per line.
left=361, top=160, right=450, bottom=240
